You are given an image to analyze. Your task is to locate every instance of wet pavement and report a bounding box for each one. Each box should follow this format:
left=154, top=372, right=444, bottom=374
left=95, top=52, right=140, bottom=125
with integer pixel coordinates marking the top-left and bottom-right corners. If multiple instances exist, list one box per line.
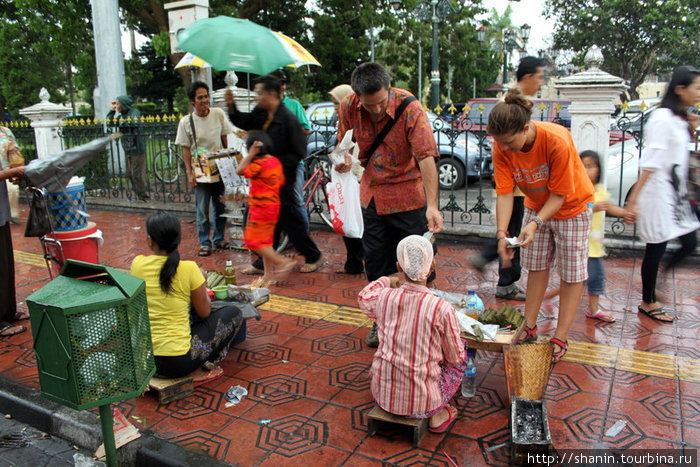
left=4, top=206, right=699, bottom=466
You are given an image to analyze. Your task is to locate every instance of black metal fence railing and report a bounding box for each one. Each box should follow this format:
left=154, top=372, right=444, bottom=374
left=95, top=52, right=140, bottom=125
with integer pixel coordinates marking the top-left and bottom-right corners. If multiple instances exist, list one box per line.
left=13, top=101, right=691, bottom=239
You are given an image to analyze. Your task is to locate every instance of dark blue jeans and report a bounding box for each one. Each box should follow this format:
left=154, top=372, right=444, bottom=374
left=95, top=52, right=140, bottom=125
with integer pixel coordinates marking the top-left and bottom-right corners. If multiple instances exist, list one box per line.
left=194, top=181, right=226, bottom=248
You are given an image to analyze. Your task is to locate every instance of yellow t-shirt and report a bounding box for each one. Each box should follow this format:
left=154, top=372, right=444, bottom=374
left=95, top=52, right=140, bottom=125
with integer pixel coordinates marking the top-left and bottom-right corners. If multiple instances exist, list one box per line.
left=130, top=255, right=205, bottom=356
left=589, top=184, right=609, bottom=258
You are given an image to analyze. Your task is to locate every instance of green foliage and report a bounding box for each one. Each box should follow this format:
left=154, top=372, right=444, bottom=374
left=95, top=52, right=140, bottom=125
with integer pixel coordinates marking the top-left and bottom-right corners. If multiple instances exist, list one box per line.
left=0, top=0, right=94, bottom=116
left=544, top=0, right=699, bottom=99
left=125, top=42, right=181, bottom=113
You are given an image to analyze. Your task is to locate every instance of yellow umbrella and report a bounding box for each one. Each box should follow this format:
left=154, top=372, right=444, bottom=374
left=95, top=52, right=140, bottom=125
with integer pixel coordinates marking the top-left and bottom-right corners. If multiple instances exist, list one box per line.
left=274, top=31, right=321, bottom=68
left=175, top=52, right=211, bottom=69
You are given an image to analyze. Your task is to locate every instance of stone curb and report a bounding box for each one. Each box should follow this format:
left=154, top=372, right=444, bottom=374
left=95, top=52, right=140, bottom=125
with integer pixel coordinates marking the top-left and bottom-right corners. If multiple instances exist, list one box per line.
left=0, top=376, right=229, bottom=466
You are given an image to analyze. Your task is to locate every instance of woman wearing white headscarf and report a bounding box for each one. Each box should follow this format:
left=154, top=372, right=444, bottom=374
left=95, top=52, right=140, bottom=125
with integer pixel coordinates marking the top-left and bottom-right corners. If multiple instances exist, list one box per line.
left=358, top=235, right=465, bottom=434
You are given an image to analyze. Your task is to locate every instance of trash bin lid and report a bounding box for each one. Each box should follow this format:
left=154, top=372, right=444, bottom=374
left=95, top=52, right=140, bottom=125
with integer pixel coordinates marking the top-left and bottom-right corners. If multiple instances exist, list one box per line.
left=27, top=275, right=127, bottom=311
left=48, top=222, right=97, bottom=240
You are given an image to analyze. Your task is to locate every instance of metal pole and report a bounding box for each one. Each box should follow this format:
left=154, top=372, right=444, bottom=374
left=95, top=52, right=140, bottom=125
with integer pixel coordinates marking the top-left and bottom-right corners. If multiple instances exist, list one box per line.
left=370, top=20, right=375, bottom=62
left=502, top=46, right=508, bottom=85
left=98, top=404, right=118, bottom=467
left=418, top=40, right=422, bottom=103
left=430, top=6, right=440, bottom=110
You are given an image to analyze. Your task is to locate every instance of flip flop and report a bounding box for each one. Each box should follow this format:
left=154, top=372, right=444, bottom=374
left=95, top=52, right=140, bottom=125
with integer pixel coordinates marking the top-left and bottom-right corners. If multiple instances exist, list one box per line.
left=241, top=265, right=264, bottom=275
left=637, top=306, right=674, bottom=323
left=0, top=322, right=26, bottom=337
left=272, top=261, right=297, bottom=282
left=299, top=256, right=323, bottom=273
left=428, top=405, right=458, bottom=434
left=585, top=308, right=615, bottom=323
left=193, top=366, right=224, bottom=387
left=12, top=310, right=30, bottom=321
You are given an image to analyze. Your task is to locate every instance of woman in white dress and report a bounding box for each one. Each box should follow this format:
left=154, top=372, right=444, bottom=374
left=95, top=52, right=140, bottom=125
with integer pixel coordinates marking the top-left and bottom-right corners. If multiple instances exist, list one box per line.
left=626, top=65, right=700, bottom=322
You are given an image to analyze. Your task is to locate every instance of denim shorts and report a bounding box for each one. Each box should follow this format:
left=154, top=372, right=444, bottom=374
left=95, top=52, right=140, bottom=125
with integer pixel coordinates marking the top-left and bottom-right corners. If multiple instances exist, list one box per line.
left=586, top=257, right=605, bottom=295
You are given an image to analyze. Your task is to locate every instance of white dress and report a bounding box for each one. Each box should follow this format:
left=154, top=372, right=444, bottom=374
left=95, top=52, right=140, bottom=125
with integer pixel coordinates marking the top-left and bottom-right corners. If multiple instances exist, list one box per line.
left=636, top=108, right=700, bottom=244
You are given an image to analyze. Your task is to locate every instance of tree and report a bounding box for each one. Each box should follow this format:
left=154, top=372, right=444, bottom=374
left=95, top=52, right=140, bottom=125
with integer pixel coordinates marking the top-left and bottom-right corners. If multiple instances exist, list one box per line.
left=544, top=0, right=699, bottom=100
left=125, top=42, right=181, bottom=113
left=0, top=0, right=94, bottom=115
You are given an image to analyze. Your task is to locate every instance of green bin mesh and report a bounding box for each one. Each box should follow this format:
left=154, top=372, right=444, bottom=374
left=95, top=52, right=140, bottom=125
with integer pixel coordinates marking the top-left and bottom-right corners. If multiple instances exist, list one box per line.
left=66, top=289, right=154, bottom=406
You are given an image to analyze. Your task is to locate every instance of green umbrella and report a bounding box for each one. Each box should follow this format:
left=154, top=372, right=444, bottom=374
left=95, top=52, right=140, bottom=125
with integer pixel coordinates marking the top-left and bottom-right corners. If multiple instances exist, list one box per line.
left=176, top=16, right=320, bottom=75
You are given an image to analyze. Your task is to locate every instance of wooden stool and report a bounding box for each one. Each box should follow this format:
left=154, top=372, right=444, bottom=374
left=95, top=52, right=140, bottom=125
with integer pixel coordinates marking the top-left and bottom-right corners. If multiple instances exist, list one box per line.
left=148, top=375, right=194, bottom=404
left=367, top=405, right=428, bottom=447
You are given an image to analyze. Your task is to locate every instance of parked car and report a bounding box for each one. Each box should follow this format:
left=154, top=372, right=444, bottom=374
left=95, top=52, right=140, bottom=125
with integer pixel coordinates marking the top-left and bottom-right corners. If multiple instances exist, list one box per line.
left=305, top=102, right=492, bottom=190
left=609, top=99, right=660, bottom=144
left=454, top=97, right=572, bottom=131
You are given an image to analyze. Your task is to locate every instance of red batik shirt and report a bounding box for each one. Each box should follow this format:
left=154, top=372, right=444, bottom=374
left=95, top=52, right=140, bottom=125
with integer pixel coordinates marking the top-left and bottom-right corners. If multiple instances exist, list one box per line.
left=338, top=88, right=438, bottom=215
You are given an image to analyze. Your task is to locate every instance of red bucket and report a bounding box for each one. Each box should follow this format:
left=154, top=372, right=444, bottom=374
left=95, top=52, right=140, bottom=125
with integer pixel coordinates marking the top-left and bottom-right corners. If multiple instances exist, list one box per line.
left=45, top=222, right=100, bottom=277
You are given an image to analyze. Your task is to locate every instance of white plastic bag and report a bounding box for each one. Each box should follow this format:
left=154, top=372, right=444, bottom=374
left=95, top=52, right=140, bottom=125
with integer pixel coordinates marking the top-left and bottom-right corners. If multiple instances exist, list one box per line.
left=326, top=130, right=363, bottom=238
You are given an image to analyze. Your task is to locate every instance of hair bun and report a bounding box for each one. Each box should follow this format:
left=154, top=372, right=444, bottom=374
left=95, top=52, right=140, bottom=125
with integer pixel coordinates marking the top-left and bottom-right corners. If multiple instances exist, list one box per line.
left=504, top=88, right=534, bottom=112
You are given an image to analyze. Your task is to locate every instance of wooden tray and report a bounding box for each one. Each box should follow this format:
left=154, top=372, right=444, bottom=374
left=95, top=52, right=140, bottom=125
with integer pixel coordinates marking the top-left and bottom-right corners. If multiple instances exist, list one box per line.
left=461, top=319, right=525, bottom=353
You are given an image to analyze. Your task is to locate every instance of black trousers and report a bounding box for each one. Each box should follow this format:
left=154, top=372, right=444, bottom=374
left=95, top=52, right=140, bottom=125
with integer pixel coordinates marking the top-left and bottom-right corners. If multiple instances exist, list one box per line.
left=362, top=199, right=435, bottom=282
left=480, top=196, right=525, bottom=286
left=641, top=231, right=697, bottom=303
left=252, top=199, right=322, bottom=269
left=342, top=236, right=365, bottom=274
left=0, top=223, right=16, bottom=323
left=154, top=305, right=243, bottom=378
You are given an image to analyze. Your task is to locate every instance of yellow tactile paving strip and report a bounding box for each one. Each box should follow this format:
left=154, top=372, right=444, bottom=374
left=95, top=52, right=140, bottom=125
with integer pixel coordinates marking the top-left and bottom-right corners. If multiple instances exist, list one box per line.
left=14, top=250, right=699, bottom=383
left=264, top=295, right=700, bottom=383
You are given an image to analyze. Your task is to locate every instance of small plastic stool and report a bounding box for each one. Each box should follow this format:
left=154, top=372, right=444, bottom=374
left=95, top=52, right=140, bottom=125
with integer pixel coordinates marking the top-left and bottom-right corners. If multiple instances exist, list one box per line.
left=367, top=405, right=428, bottom=447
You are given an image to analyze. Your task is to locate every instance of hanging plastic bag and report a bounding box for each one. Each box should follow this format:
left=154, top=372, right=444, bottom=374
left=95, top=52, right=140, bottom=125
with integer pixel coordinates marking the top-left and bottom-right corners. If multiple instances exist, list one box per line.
left=326, top=131, right=363, bottom=238
left=24, top=188, right=54, bottom=238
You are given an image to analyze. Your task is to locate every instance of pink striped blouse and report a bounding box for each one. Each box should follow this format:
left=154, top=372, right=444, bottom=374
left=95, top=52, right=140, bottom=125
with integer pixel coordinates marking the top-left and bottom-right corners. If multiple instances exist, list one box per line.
left=358, top=277, right=466, bottom=416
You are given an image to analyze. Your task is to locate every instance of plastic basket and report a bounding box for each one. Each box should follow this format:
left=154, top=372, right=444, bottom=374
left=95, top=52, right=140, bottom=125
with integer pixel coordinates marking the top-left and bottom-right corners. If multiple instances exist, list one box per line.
left=47, top=184, right=87, bottom=231
left=503, top=340, right=553, bottom=401
left=26, top=260, right=155, bottom=410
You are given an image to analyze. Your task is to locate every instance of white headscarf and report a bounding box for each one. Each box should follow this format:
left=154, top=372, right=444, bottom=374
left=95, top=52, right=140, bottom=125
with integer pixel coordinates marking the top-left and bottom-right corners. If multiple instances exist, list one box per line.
left=396, top=235, right=434, bottom=282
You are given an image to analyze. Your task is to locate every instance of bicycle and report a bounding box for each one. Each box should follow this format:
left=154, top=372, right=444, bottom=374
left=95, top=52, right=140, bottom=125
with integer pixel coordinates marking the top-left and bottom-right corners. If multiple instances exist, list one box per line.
left=152, top=140, right=184, bottom=184
left=276, top=149, right=333, bottom=252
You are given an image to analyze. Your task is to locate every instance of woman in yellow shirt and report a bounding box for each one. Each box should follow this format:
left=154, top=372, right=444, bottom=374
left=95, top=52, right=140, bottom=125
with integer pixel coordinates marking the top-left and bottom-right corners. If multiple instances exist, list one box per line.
left=131, top=211, right=242, bottom=383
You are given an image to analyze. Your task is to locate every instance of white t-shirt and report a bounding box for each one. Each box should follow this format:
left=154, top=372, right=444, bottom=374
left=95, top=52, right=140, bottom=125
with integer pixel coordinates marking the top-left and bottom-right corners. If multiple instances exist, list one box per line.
left=636, top=108, right=699, bottom=243
left=175, top=107, right=234, bottom=183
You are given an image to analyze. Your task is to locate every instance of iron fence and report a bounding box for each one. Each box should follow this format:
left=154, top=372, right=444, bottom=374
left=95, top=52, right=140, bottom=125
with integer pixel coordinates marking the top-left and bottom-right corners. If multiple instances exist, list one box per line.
left=11, top=101, right=693, bottom=240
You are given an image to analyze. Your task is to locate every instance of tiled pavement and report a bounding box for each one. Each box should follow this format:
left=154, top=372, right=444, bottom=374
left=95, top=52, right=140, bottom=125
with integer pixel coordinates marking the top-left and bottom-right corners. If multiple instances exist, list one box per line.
left=5, top=207, right=699, bottom=466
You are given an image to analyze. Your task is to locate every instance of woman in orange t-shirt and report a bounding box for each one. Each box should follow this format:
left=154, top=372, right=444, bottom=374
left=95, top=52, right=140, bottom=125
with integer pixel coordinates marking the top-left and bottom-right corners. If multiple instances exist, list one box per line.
left=487, top=89, right=594, bottom=363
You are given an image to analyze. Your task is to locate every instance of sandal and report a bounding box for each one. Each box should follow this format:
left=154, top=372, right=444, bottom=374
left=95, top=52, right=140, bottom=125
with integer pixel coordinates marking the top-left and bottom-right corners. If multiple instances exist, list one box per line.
left=585, top=308, right=615, bottom=323
left=198, top=246, right=212, bottom=257
left=272, top=261, right=297, bottom=282
left=495, top=284, right=526, bottom=301
left=0, top=322, right=26, bottom=337
left=241, top=265, right=264, bottom=275
left=214, top=241, right=229, bottom=250
left=299, top=256, right=323, bottom=273
left=12, top=310, right=30, bottom=321
left=550, top=337, right=568, bottom=363
left=517, top=325, right=538, bottom=344
left=429, top=405, right=458, bottom=434
left=637, top=305, right=674, bottom=323
left=192, top=366, right=224, bottom=387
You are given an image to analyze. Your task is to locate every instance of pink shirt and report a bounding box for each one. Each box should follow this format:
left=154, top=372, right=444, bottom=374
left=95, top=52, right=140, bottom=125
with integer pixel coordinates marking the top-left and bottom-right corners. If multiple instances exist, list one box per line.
left=358, top=278, right=465, bottom=416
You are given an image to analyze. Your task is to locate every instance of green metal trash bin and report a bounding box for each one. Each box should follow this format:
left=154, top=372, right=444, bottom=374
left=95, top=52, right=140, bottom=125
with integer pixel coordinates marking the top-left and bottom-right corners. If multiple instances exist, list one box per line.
left=27, top=260, right=155, bottom=410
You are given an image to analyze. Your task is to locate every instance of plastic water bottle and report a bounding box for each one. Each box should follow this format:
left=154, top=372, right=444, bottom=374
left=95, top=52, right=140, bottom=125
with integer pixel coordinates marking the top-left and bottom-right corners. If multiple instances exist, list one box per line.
left=465, top=290, right=484, bottom=319
left=461, top=349, right=477, bottom=398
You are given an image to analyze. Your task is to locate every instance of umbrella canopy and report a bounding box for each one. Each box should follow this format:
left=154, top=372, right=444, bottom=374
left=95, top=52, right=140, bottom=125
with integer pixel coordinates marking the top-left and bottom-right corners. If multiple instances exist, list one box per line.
left=176, top=16, right=320, bottom=74
left=175, top=52, right=211, bottom=69
left=274, top=31, right=321, bottom=68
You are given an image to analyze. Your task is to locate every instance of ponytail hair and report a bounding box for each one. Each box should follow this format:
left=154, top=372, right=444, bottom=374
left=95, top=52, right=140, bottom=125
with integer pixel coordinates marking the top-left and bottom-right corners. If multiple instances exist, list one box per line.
left=146, top=211, right=181, bottom=293
left=487, top=88, right=534, bottom=136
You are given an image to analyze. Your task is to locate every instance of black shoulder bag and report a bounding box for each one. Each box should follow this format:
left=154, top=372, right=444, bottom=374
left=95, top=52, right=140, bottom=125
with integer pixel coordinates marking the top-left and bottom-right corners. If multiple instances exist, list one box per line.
left=360, top=96, right=417, bottom=168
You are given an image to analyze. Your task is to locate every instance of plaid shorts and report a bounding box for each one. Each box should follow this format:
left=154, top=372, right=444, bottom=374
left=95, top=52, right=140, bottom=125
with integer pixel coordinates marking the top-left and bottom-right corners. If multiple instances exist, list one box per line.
left=521, top=207, right=592, bottom=283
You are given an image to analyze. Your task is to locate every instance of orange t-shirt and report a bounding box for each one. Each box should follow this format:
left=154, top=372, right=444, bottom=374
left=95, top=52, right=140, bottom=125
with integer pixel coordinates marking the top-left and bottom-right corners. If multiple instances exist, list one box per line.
left=493, top=121, right=594, bottom=219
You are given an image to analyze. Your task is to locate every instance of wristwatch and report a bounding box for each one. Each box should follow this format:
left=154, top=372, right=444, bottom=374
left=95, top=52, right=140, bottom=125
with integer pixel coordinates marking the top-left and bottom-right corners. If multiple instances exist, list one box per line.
left=531, top=215, right=544, bottom=230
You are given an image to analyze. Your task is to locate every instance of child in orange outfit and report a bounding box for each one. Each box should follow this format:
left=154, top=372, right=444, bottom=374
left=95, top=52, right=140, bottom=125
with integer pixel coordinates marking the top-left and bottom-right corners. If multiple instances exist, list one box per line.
left=237, top=131, right=296, bottom=286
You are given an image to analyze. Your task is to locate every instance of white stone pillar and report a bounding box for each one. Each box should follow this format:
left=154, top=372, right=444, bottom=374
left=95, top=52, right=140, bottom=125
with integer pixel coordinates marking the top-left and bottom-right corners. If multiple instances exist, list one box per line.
left=18, top=89, right=71, bottom=159
left=91, top=0, right=127, bottom=119
left=554, top=46, right=627, bottom=188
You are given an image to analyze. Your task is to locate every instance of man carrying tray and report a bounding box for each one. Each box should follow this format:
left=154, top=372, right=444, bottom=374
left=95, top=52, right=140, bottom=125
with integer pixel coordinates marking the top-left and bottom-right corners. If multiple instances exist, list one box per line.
left=176, top=81, right=234, bottom=257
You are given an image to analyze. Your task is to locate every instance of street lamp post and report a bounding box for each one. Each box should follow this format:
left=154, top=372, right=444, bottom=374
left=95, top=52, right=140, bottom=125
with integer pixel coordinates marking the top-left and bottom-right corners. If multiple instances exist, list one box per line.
left=391, top=0, right=457, bottom=111
left=478, top=23, right=530, bottom=85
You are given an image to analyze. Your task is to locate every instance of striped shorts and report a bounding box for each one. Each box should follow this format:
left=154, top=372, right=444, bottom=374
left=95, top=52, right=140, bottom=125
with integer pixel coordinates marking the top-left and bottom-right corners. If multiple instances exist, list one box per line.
left=521, top=207, right=592, bottom=283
